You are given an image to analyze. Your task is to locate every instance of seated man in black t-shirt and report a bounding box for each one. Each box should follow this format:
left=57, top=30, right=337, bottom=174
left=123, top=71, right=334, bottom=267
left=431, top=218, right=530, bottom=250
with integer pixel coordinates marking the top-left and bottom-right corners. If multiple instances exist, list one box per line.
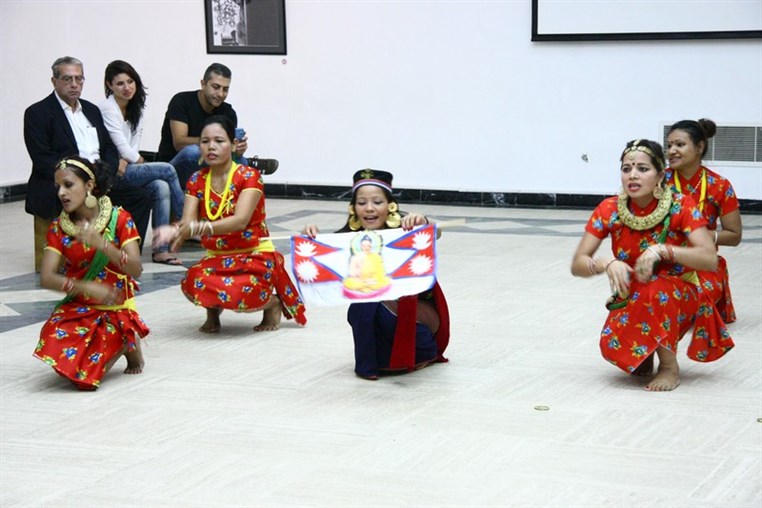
left=157, top=63, right=248, bottom=187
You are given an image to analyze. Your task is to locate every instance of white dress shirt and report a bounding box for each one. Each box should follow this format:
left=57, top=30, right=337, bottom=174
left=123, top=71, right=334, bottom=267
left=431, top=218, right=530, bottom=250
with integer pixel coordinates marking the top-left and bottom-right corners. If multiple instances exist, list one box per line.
left=55, top=92, right=100, bottom=162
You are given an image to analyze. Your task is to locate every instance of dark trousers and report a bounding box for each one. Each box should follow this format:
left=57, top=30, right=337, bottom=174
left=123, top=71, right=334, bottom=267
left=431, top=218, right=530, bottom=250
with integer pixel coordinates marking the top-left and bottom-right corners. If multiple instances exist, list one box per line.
left=347, top=302, right=437, bottom=378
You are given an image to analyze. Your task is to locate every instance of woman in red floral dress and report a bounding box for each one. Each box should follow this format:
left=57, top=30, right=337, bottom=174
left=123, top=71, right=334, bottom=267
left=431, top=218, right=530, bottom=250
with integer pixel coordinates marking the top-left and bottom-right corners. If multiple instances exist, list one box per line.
left=153, top=115, right=306, bottom=333
left=664, top=118, right=742, bottom=323
left=571, top=139, right=734, bottom=391
left=36, top=156, right=149, bottom=390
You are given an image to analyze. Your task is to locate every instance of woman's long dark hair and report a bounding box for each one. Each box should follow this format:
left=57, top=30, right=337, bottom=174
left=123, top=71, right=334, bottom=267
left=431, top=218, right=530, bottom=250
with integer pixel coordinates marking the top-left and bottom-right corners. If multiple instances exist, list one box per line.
left=104, top=60, right=147, bottom=134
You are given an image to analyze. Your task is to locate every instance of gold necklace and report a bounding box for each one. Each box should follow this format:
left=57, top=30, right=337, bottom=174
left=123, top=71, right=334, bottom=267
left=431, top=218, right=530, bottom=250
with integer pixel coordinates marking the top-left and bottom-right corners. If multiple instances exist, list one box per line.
left=617, top=190, right=672, bottom=231
left=204, top=162, right=237, bottom=221
left=59, top=196, right=113, bottom=236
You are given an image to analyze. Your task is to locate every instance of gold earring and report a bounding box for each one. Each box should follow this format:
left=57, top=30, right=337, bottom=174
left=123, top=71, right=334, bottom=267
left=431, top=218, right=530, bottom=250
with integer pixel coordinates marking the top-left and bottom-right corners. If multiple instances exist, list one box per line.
left=348, top=204, right=361, bottom=231
left=386, top=202, right=401, bottom=228
left=85, top=191, right=97, bottom=208
left=653, top=185, right=664, bottom=199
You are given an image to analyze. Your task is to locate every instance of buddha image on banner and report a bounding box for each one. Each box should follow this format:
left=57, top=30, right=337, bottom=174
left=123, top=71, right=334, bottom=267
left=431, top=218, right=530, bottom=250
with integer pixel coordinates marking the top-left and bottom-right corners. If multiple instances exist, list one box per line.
left=291, top=225, right=438, bottom=306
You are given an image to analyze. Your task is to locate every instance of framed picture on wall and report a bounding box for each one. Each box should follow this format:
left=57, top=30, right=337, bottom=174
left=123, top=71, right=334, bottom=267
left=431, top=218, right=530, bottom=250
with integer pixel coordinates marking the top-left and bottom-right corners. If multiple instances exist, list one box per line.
left=531, top=0, right=762, bottom=41
left=205, top=0, right=287, bottom=55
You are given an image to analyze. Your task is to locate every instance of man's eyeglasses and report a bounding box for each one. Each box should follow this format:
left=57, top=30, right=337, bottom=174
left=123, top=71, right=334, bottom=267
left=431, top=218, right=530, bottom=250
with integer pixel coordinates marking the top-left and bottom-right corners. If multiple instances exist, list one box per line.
left=57, top=76, right=85, bottom=84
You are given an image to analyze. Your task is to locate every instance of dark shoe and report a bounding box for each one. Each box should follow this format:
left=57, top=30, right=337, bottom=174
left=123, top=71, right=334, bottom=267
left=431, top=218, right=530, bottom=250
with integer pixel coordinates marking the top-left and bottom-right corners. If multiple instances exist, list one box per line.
left=247, top=156, right=279, bottom=175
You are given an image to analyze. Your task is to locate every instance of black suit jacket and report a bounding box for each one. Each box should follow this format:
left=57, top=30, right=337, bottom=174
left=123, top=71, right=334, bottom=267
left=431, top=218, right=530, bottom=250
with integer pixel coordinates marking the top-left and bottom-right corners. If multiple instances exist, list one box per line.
left=23, top=92, right=151, bottom=245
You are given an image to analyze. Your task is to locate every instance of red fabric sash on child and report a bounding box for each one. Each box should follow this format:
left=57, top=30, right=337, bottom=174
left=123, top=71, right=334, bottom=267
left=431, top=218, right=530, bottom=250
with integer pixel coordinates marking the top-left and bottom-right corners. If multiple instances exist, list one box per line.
left=388, top=282, right=450, bottom=371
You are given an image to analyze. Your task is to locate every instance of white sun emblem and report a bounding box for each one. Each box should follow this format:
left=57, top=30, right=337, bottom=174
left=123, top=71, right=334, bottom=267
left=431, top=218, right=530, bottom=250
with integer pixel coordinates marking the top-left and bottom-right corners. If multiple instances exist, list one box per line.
left=409, top=254, right=433, bottom=275
left=294, top=241, right=317, bottom=257
left=412, top=231, right=432, bottom=250
left=295, top=260, right=320, bottom=282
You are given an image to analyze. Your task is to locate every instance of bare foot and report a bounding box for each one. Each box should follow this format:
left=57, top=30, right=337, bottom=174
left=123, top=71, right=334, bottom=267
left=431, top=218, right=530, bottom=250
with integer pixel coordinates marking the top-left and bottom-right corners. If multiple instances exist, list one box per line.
left=254, top=298, right=282, bottom=332
left=123, top=343, right=144, bottom=374
left=632, top=354, right=654, bottom=377
left=200, top=308, right=222, bottom=333
left=646, top=364, right=680, bottom=391
left=645, top=347, right=680, bottom=391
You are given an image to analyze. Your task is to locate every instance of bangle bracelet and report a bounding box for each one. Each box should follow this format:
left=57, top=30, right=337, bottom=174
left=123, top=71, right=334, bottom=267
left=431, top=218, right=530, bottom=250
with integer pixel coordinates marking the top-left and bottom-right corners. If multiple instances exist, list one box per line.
left=647, top=245, right=662, bottom=259
left=588, top=257, right=600, bottom=275
left=713, top=230, right=719, bottom=244
left=665, top=244, right=676, bottom=263
left=102, top=236, right=109, bottom=252
left=424, top=216, right=429, bottom=225
left=207, top=221, right=214, bottom=236
left=605, top=258, right=618, bottom=272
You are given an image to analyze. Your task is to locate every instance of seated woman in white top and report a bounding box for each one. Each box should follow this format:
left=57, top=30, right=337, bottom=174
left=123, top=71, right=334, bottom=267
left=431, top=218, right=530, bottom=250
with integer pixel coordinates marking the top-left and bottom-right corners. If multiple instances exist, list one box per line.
left=99, top=60, right=185, bottom=265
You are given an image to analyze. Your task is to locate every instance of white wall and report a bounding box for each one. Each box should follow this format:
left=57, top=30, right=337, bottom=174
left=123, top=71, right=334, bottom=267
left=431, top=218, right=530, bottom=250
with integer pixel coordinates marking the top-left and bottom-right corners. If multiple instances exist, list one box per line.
left=2, top=0, right=761, bottom=199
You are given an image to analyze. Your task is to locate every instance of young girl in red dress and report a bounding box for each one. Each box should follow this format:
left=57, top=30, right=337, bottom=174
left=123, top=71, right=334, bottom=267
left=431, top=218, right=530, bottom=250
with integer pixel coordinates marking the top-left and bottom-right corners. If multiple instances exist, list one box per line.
left=571, top=140, right=734, bottom=391
left=153, top=115, right=306, bottom=333
left=36, top=156, right=149, bottom=390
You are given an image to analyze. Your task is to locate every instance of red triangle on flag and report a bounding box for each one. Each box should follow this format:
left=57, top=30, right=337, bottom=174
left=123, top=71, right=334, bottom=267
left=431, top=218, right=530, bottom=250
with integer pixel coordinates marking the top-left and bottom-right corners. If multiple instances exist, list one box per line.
left=291, top=236, right=343, bottom=283
left=293, top=236, right=342, bottom=258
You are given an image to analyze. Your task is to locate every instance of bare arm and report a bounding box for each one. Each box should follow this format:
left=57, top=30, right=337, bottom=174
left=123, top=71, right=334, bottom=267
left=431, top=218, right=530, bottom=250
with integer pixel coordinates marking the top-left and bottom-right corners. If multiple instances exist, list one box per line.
left=169, top=120, right=199, bottom=151
left=571, top=232, right=607, bottom=277
left=161, top=189, right=262, bottom=250
left=571, top=231, right=634, bottom=298
left=39, top=241, right=140, bottom=304
left=631, top=225, right=718, bottom=285
left=717, top=209, right=742, bottom=247
left=669, top=226, right=718, bottom=271
left=190, top=188, right=261, bottom=235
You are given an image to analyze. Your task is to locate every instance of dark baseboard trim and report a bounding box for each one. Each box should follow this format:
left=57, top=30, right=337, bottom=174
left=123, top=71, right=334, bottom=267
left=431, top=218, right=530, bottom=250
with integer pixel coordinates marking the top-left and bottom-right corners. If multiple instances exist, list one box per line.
left=2, top=182, right=760, bottom=213
left=0, top=184, right=26, bottom=203
left=263, top=183, right=762, bottom=213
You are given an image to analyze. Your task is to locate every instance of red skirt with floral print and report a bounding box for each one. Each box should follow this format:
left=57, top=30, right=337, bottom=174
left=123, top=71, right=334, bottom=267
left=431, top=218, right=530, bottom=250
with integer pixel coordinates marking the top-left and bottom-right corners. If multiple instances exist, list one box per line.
left=34, top=305, right=149, bottom=389
left=181, top=251, right=306, bottom=325
left=600, top=274, right=734, bottom=373
left=697, top=255, right=736, bottom=324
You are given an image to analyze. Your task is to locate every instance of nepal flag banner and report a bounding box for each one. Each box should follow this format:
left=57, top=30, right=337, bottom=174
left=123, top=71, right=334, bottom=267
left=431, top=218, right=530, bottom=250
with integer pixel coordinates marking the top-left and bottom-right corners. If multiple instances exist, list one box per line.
left=291, top=224, right=438, bottom=306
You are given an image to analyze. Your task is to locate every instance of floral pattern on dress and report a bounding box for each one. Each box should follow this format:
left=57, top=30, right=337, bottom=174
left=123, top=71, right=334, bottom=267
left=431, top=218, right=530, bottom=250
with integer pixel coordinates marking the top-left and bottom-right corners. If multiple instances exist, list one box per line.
left=34, top=208, right=149, bottom=389
left=182, top=164, right=306, bottom=324
left=665, top=166, right=738, bottom=322
left=585, top=194, right=733, bottom=373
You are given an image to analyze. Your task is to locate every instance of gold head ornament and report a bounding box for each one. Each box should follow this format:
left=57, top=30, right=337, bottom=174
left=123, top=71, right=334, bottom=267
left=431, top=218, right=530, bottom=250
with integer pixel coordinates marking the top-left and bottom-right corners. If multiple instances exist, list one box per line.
left=622, top=140, right=664, bottom=170
left=57, top=159, right=96, bottom=184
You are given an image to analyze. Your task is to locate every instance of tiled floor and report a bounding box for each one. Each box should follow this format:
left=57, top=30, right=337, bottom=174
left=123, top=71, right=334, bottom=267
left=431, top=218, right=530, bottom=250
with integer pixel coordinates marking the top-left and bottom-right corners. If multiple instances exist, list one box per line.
left=1, top=198, right=760, bottom=507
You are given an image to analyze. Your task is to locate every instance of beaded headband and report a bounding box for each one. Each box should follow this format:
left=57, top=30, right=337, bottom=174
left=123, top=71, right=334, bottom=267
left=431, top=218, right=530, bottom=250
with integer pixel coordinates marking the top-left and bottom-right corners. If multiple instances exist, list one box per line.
left=621, top=140, right=664, bottom=170
left=57, top=158, right=96, bottom=183
left=352, top=169, right=393, bottom=194
left=352, top=178, right=392, bottom=194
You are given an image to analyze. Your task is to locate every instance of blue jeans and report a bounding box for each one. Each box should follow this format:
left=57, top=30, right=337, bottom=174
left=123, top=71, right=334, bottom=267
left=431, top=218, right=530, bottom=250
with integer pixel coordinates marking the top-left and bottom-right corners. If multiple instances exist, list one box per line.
left=169, top=145, right=202, bottom=189
left=120, top=162, right=184, bottom=253
left=171, top=144, right=246, bottom=188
